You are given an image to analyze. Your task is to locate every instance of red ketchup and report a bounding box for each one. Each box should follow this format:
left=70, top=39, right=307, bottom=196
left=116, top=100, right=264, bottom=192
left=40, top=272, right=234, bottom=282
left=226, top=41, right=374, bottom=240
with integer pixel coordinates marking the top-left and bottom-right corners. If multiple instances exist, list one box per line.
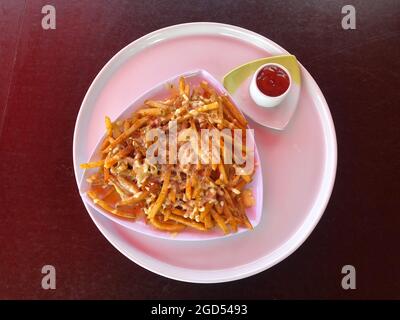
left=256, top=65, right=290, bottom=97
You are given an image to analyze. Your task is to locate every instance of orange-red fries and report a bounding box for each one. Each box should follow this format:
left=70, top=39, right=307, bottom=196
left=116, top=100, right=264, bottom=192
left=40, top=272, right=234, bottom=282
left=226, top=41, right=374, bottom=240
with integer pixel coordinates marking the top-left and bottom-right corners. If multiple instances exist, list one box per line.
left=80, top=77, right=255, bottom=234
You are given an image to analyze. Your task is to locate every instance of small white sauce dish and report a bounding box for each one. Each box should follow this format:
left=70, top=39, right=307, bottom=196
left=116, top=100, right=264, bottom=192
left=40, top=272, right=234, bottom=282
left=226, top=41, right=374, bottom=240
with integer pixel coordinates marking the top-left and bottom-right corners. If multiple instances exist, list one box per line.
left=249, top=63, right=292, bottom=108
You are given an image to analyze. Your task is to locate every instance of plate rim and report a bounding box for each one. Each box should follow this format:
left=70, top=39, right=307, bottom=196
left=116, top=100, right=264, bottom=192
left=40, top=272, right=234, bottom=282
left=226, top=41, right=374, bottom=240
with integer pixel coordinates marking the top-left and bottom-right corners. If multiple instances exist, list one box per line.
left=73, top=22, right=337, bottom=283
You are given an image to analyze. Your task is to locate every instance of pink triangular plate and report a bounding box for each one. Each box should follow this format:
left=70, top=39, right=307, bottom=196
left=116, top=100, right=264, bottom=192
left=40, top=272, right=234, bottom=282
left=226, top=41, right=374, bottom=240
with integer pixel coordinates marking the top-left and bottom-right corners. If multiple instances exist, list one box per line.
left=79, top=69, right=263, bottom=241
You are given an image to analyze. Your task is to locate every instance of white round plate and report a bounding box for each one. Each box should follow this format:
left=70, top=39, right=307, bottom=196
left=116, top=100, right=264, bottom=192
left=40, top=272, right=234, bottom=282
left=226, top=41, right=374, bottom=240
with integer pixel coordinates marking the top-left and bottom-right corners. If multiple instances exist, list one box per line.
left=73, top=22, right=337, bottom=283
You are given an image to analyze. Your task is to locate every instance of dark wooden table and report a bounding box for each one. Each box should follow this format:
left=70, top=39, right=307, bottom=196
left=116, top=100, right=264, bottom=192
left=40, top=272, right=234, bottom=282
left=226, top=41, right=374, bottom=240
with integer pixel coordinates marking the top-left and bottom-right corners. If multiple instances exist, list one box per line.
left=1, top=0, right=399, bottom=299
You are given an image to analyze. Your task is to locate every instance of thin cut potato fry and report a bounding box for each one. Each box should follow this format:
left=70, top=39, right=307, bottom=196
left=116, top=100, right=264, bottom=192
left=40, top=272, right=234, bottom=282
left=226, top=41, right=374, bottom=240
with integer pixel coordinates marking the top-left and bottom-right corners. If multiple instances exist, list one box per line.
left=237, top=196, right=253, bottom=229
left=168, top=188, right=176, bottom=203
left=196, top=102, right=219, bottom=113
left=80, top=160, right=104, bottom=169
left=171, top=208, right=186, bottom=216
left=214, top=202, right=223, bottom=215
left=222, top=96, right=248, bottom=127
left=103, top=167, right=110, bottom=182
left=117, top=190, right=149, bottom=206
left=219, top=164, right=228, bottom=184
left=233, top=178, right=247, bottom=191
left=145, top=100, right=169, bottom=109
left=211, top=209, right=229, bottom=234
left=105, top=116, right=113, bottom=137
left=123, top=120, right=130, bottom=132
left=199, top=203, right=212, bottom=222
left=204, top=213, right=214, bottom=229
left=81, top=76, right=257, bottom=236
left=223, top=204, right=238, bottom=232
left=147, top=169, right=171, bottom=219
left=163, top=208, right=172, bottom=221
left=223, top=188, right=235, bottom=209
left=150, top=216, right=186, bottom=232
left=137, top=108, right=163, bottom=116
left=105, top=145, right=134, bottom=168
left=108, top=176, right=130, bottom=200
left=117, top=176, right=140, bottom=194
left=108, top=116, right=148, bottom=149
left=100, top=136, right=112, bottom=151
left=185, top=174, right=192, bottom=200
left=168, top=214, right=206, bottom=231
left=87, top=191, right=137, bottom=219
left=112, top=124, right=122, bottom=139
left=184, top=83, right=190, bottom=97
left=179, top=77, right=185, bottom=95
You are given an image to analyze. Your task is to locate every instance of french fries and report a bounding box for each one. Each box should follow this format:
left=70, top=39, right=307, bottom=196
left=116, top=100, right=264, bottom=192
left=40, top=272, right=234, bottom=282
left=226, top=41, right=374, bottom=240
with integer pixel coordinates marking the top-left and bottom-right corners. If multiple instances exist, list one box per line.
left=137, top=108, right=163, bottom=116
left=148, top=169, right=171, bottom=219
left=150, top=215, right=186, bottom=232
left=211, top=209, right=229, bottom=234
left=145, top=100, right=169, bottom=110
left=80, top=160, right=104, bottom=169
left=105, top=116, right=113, bottom=136
left=81, top=76, right=256, bottom=235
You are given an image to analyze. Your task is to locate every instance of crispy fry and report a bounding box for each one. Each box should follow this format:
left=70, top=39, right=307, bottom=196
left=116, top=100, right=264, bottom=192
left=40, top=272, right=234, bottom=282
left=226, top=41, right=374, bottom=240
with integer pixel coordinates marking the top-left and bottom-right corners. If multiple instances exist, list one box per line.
left=168, top=188, right=176, bottom=203
left=123, top=120, right=130, bottom=131
left=105, top=116, right=113, bottom=136
left=108, top=176, right=130, bottom=200
left=194, top=102, right=219, bottom=113
left=199, top=203, right=212, bottom=222
left=137, top=108, right=163, bottom=116
left=223, top=204, right=238, bottom=232
left=108, top=116, right=148, bottom=149
left=80, top=160, right=104, bottom=169
left=185, top=174, right=192, bottom=200
left=222, top=96, right=247, bottom=127
left=211, top=209, right=229, bottom=234
left=105, top=145, right=134, bottom=168
left=214, top=201, right=223, bottom=215
left=87, top=191, right=137, bottom=219
left=168, top=214, right=206, bottom=231
left=117, top=176, right=140, bottom=194
left=100, top=139, right=110, bottom=153
left=204, top=213, right=214, bottom=229
left=179, top=77, right=185, bottom=95
left=237, top=195, right=253, bottom=229
left=241, top=175, right=252, bottom=183
left=103, top=167, right=110, bottom=182
left=163, top=208, right=172, bottom=221
left=150, top=215, right=186, bottom=232
left=117, top=190, right=149, bottom=206
left=234, top=178, right=247, bottom=190
left=171, top=208, right=186, bottom=216
left=218, top=163, right=228, bottom=184
left=145, top=100, right=169, bottom=109
left=184, top=83, right=190, bottom=97
left=217, top=98, right=224, bottom=120
left=147, top=169, right=171, bottom=219
left=112, top=123, right=122, bottom=139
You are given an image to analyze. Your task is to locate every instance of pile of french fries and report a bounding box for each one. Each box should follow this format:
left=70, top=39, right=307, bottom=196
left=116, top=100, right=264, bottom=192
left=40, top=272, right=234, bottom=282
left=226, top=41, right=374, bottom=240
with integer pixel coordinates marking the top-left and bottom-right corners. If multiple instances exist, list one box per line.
left=81, top=77, right=256, bottom=234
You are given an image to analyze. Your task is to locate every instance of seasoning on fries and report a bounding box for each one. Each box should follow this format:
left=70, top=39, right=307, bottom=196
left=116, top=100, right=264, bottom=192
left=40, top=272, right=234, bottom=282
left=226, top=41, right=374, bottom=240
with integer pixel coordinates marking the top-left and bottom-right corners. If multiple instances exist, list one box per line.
left=80, top=77, right=256, bottom=235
